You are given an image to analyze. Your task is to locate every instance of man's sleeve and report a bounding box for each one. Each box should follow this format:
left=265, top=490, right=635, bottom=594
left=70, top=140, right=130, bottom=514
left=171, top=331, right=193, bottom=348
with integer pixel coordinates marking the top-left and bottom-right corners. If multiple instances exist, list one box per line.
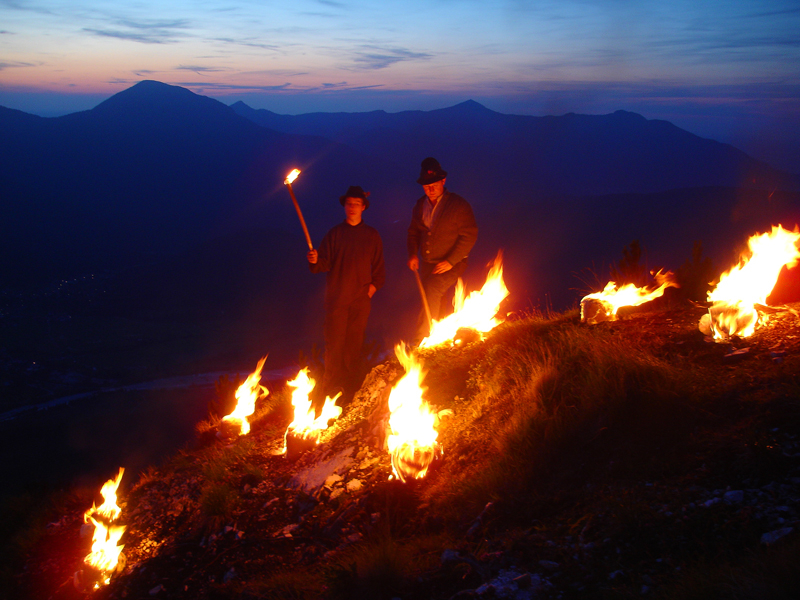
left=444, top=201, right=478, bottom=266
left=372, top=233, right=386, bottom=291
left=309, top=230, right=333, bottom=273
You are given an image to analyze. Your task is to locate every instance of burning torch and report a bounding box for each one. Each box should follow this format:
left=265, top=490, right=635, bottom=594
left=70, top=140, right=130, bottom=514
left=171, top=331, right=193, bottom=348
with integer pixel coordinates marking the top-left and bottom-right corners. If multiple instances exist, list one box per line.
left=284, top=169, right=313, bottom=251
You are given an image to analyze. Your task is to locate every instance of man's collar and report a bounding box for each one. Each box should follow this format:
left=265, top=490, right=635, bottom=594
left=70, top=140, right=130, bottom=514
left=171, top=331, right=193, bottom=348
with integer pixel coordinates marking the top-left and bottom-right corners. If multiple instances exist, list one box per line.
left=427, top=189, right=447, bottom=205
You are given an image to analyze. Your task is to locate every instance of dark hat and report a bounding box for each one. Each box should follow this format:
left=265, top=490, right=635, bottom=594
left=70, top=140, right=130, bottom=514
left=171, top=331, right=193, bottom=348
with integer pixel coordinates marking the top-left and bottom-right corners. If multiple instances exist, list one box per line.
left=339, top=185, right=370, bottom=209
left=416, top=157, right=448, bottom=185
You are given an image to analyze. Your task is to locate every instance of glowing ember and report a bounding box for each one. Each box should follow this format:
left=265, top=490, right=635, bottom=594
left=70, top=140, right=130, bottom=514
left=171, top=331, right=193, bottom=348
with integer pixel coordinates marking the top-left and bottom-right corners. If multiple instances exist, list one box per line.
left=701, top=225, right=800, bottom=340
left=420, top=251, right=509, bottom=348
left=386, top=343, right=441, bottom=482
left=283, top=368, right=342, bottom=452
left=83, top=468, right=126, bottom=586
left=222, top=356, right=269, bottom=436
left=581, top=269, right=679, bottom=324
left=284, top=168, right=301, bottom=185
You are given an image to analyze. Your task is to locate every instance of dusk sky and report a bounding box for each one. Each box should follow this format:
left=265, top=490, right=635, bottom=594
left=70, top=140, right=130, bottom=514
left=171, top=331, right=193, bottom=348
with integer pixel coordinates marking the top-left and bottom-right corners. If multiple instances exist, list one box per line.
left=2, top=0, right=799, bottom=170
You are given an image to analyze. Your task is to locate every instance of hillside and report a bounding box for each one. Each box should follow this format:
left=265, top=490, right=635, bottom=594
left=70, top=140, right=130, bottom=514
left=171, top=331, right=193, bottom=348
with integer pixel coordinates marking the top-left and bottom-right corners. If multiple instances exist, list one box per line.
left=11, top=303, right=800, bottom=599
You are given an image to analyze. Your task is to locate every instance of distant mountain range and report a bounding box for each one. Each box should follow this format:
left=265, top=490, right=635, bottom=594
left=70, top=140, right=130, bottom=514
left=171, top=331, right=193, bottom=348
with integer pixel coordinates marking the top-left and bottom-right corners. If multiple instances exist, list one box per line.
left=2, top=80, right=798, bottom=358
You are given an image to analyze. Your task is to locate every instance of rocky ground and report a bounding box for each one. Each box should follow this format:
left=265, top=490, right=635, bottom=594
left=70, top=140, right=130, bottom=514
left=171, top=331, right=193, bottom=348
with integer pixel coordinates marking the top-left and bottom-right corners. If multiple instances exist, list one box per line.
left=14, top=303, right=800, bottom=600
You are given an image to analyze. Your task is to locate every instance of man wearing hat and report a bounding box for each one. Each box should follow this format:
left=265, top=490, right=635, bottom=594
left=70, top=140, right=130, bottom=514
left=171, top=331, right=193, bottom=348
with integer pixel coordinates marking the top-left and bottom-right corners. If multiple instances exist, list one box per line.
left=308, top=186, right=385, bottom=402
left=407, top=157, right=478, bottom=342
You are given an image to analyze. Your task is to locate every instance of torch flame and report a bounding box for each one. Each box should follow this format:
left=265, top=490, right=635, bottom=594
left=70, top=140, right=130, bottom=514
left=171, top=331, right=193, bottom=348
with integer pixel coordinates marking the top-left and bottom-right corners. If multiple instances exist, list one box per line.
left=284, top=168, right=301, bottom=185
left=386, top=343, right=441, bottom=482
left=283, top=368, right=342, bottom=451
left=581, top=269, right=679, bottom=323
left=83, top=468, right=126, bottom=585
left=703, top=225, right=800, bottom=340
left=222, top=357, right=269, bottom=436
left=420, top=251, right=509, bottom=348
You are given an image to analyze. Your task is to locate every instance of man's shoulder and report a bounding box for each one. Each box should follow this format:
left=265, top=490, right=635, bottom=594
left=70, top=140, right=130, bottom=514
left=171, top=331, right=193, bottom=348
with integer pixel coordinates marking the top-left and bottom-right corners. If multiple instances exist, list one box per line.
left=445, top=190, right=470, bottom=205
left=360, top=222, right=382, bottom=238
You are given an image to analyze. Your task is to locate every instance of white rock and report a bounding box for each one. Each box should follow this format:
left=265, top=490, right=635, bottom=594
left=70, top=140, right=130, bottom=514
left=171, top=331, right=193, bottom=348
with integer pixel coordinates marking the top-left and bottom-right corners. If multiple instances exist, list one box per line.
left=723, top=490, right=744, bottom=504
left=760, top=527, right=793, bottom=546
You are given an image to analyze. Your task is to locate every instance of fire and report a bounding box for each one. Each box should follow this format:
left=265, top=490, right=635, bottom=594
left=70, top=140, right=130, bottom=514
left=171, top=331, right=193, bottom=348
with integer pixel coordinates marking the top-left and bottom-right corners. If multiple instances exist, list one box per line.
left=386, top=343, right=441, bottom=482
left=87, top=466, right=124, bottom=522
left=222, top=356, right=269, bottom=436
left=581, top=269, right=679, bottom=324
left=284, top=168, right=301, bottom=185
left=702, top=225, right=800, bottom=340
left=420, top=251, right=509, bottom=348
left=83, top=468, right=126, bottom=586
left=84, top=517, right=126, bottom=581
left=283, top=368, right=342, bottom=451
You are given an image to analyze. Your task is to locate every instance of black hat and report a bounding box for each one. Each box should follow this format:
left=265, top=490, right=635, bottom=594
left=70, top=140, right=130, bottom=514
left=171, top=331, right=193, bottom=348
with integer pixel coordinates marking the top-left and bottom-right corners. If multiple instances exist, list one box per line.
left=339, top=185, right=370, bottom=209
left=416, top=157, right=448, bottom=185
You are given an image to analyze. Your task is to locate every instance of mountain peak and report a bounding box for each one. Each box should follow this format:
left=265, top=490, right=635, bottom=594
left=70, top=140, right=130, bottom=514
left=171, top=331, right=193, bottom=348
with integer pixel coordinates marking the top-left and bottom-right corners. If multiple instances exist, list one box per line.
left=92, top=80, right=218, bottom=116
left=450, top=99, right=494, bottom=113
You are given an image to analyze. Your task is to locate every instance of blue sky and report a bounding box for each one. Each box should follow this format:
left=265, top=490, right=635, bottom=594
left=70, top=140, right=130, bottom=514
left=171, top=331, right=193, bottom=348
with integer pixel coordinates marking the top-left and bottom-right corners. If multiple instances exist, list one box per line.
left=1, top=0, right=799, bottom=170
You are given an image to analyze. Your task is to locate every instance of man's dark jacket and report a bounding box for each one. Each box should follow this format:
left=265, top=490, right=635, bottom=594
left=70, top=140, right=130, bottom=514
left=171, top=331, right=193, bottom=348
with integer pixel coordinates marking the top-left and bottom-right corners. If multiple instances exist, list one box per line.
left=407, top=190, right=478, bottom=266
left=310, top=220, right=385, bottom=308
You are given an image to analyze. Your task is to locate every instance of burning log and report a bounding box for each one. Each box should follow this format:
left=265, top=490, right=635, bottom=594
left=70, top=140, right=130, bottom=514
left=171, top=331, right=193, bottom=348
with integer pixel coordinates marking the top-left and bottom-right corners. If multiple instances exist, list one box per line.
left=386, top=343, right=442, bottom=482
left=699, top=225, right=800, bottom=341
left=581, top=269, right=678, bottom=324
left=420, top=251, right=509, bottom=349
left=220, top=356, right=269, bottom=438
left=75, top=468, right=126, bottom=591
left=283, top=368, right=342, bottom=459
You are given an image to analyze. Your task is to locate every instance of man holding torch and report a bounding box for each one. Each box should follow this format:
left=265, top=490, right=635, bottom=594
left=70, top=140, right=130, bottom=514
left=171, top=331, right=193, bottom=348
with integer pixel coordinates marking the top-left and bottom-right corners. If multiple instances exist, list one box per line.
left=308, top=186, right=385, bottom=403
left=407, top=157, right=478, bottom=343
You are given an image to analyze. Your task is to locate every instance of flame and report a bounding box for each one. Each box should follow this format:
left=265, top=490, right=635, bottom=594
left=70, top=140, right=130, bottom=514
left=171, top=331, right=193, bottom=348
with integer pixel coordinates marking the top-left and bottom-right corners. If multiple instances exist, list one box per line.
left=581, top=269, right=679, bottom=323
left=704, top=225, right=800, bottom=340
left=283, top=368, right=342, bottom=451
left=85, top=467, right=124, bottom=522
left=284, top=168, right=301, bottom=185
left=84, top=516, right=126, bottom=581
left=386, top=343, right=441, bottom=482
left=420, top=251, right=509, bottom=348
left=83, top=468, right=125, bottom=585
left=222, top=356, right=269, bottom=436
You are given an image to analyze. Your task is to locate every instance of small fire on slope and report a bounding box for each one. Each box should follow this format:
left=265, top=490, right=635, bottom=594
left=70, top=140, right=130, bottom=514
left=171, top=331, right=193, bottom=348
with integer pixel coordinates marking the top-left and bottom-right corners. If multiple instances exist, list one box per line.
left=77, top=468, right=126, bottom=590
left=581, top=270, right=679, bottom=324
left=283, top=368, right=342, bottom=457
left=700, top=225, right=800, bottom=341
left=386, top=343, right=442, bottom=482
left=222, top=356, right=269, bottom=436
left=420, top=251, right=509, bottom=348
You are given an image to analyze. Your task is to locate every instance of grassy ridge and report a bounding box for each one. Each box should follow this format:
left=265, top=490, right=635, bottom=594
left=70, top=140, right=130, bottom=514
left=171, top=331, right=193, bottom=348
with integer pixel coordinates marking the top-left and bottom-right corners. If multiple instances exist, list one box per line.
left=6, top=307, right=800, bottom=599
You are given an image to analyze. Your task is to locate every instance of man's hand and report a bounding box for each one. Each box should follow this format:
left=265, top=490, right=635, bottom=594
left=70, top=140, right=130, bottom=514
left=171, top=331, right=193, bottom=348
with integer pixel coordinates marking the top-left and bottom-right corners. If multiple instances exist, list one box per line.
left=368, top=284, right=377, bottom=298
left=307, top=249, right=318, bottom=264
left=433, top=260, right=453, bottom=274
left=407, top=256, right=419, bottom=272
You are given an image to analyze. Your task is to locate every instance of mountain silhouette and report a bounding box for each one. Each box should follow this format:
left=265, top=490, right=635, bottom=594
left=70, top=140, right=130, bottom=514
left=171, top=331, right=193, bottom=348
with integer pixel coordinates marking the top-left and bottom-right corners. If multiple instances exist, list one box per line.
left=2, top=81, right=799, bottom=369
left=232, top=100, right=797, bottom=197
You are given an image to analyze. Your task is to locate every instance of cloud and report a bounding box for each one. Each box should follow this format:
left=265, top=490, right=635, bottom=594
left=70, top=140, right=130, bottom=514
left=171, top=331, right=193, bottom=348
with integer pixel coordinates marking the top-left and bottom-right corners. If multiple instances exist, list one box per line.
left=179, top=81, right=295, bottom=92
left=212, top=37, right=281, bottom=51
left=175, top=65, right=230, bottom=74
left=0, top=60, right=35, bottom=71
left=83, top=17, right=190, bottom=44
left=349, top=45, right=433, bottom=70
left=315, top=0, right=348, bottom=8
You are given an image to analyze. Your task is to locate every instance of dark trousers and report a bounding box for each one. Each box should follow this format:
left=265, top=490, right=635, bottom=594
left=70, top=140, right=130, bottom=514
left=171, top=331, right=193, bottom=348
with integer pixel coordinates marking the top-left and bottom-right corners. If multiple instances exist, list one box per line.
left=415, top=259, right=467, bottom=341
left=321, top=295, right=371, bottom=400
